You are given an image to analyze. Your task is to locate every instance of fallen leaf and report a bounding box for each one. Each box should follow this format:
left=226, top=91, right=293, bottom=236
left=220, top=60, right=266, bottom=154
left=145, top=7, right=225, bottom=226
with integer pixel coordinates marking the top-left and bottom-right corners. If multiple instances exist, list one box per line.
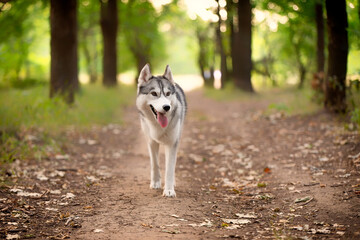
left=55, top=154, right=70, bottom=160
left=87, top=140, right=97, bottom=145
left=35, top=171, right=49, bottom=181
left=222, top=219, right=251, bottom=224
left=86, top=176, right=99, bottom=183
left=50, top=190, right=61, bottom=195
left=62, top=193, right=75, bottom=199
left=264, top=167, right=271, bottom=173
left=49, top=170, right=66, bottom=178
left=141, top=223, right=153, bottom=228
left=290, top=225, right=303, bottom=231
left=221, top=222, right=229, bottom=227
left=316, top=227, right=331, bottom=234
left=257, top=182, right=267, bottom=188
left=224, top=224, right=242, bottom=229
left=212, top=144, right=225, bottom=153
left=162, top=229, right=181, bottom=234
left=10, top=189, right=41, bottom=198
left=256, top=194, right=274, bottom=200
left=247, top=145, right=259, bottom=152
left=6, top=234, right=20, bottom=240
left=319, top=157, right=329, bottom=162
left=188, top=219, right=213, bottom=228
left=199, top=219, right=213, bottom=227
left=235, top=213, right=257, bottom=219
left=295, top=196, right=313, bottom=204
left=45, top=208, right=59, bottom=212
left=189, top=154, right=204, bottom=163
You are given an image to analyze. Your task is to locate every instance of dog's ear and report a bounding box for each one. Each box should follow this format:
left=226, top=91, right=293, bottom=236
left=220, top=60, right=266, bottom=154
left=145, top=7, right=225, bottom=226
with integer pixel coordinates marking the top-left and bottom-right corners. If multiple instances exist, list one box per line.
left=138, top=64, right=152, bottom=84
left=163, top=65, right=175, bottom=84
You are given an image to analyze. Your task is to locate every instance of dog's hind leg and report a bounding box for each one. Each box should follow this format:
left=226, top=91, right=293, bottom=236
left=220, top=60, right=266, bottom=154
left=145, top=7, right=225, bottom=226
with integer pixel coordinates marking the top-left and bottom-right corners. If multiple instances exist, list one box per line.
left=148, top=140, right=161, bottom=189
left=163, top=143, right=178, bottom=197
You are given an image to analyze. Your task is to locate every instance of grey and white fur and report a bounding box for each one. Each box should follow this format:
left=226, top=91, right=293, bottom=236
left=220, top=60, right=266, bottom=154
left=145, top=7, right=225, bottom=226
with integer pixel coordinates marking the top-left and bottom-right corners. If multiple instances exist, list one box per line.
left=136, top=64, right=187, bottom=197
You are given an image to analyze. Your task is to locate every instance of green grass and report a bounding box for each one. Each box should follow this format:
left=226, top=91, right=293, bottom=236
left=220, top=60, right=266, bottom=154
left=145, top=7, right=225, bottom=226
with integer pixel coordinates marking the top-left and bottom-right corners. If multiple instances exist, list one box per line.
left=204, top=82, right=257, bottom=102
left=0, top=84, right=135, bottom=131
left=348, top=87, right=360, bottom=129
left=0, top=84, right=136, bottom=165
left=205, top=83, right=322, bottom=116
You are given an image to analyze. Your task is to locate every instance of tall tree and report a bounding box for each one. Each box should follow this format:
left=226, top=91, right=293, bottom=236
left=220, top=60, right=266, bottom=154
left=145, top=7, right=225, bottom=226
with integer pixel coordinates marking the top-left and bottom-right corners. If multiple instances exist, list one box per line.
left=233, top=0, right=254, bottom=92
left=215, top=0, right=228, bottom=89
left=315, top=1, right=325, bottom=74
left=324, top=0, right=348, bottom=112
left=195, top=22, right=215, bottom=87
left=79, top=0, right=100, bottom=84
left=122, top=0, right=165, bottom=80
left=50, top=0, right=78, bottom=104
left=100, top=0, right=118, bottom=87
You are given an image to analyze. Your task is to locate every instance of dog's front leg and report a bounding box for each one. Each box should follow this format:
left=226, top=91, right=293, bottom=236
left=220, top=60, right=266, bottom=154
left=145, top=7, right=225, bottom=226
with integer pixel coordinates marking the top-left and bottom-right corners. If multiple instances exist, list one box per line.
left=148, top=140, right=161, bottom=189
left=163, top=143, right=178, bottom=197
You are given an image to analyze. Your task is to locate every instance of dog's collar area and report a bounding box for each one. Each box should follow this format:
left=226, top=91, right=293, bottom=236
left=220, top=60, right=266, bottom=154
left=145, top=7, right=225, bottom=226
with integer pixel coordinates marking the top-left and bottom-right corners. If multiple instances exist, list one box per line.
left=150, top=105, right=157, bottom=118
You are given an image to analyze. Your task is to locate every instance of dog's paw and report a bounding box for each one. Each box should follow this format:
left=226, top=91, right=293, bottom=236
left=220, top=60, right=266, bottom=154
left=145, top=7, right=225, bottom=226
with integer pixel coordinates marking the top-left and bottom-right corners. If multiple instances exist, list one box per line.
left=150, top=181, right=161, bottom=189
left=163, top=189, right=176, bottom=197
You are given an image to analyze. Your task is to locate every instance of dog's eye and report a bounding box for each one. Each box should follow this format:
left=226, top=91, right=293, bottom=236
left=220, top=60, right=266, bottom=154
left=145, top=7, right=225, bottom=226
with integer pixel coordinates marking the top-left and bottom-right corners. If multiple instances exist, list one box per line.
left=150, top=92, right=158, bottom=97
left=166, top=92, right=171, bottom=97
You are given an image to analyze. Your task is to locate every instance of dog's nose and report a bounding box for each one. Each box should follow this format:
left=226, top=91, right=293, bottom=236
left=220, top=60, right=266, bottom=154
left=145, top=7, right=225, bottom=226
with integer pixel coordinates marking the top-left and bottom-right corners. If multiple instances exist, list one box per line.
left=163, top=105, right=170, bottom=112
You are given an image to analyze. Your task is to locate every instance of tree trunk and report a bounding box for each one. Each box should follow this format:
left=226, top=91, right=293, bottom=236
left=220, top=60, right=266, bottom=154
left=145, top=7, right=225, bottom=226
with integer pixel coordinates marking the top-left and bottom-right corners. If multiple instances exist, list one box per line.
left=215, top=0, right=227, bottom=89
left=50, top=0, right=78, bottom=104
left=298, top=63, right=306, bottom=89
left=324, top=0, right=348, bottom=113
left=100, top=0, right=118, bottom=87
left=196, top=29, right=206, bottom=84
left=315, top=2, right=325, bottom=74
left=234, top=0, right=254, bottom=92
left=133, top=42, right=150, bottom=83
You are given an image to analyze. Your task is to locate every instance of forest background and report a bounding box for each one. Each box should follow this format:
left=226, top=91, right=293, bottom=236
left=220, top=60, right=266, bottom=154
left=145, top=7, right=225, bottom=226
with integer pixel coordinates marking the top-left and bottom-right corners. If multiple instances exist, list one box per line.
left=0, top=0, right=359, bottom=163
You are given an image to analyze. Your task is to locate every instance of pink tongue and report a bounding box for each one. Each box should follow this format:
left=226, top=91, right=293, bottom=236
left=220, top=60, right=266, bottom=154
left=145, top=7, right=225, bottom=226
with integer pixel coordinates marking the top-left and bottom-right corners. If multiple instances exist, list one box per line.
left=157, top=113, right=168, bottom=128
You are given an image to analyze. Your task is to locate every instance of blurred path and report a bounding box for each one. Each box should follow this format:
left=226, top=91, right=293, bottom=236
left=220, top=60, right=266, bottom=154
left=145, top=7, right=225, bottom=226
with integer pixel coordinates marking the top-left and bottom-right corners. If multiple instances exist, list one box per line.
left=2, top=89, right=358, bottom=239
left=74, top=89, right=359, bottom=239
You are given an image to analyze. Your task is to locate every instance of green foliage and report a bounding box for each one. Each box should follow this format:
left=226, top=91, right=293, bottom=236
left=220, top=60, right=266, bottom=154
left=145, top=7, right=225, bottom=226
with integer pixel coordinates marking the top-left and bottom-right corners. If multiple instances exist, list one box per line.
left=253, top=0, right=317, bottom=87
left=159, top=1, right=201, bottom=74
left=78, top=0, right=101, bottom=80
left=350, top=108, right=360, bottom=127
left=0, top=1, right=49, bottom=83
left=347, top=0, right=360, bottom=50
left=120, top=0, right=166, bottom=71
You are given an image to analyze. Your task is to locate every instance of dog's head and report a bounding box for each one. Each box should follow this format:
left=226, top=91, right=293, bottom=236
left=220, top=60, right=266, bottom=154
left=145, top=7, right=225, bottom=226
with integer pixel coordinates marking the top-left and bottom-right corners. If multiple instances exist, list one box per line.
left=136, top=64, right=177, bottom=128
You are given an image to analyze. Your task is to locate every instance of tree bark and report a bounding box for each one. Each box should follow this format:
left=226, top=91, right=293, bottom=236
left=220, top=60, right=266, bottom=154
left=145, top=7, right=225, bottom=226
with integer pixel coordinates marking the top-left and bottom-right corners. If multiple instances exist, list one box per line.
left=234, top=0, right=254, bottom=92
left=196, top=29, right=207, bottom=84
left=50, top=0, right=78, bottom=104
left=324, top=0, right=348, bottom=113
left=100, top=0, right=118, bottom=87
left=315, top=2, right=325, bottom=74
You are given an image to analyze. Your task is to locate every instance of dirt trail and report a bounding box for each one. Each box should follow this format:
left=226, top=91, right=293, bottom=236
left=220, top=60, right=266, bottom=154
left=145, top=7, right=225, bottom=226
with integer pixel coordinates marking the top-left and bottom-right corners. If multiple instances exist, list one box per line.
left=1, top=90, right=360, bottom=239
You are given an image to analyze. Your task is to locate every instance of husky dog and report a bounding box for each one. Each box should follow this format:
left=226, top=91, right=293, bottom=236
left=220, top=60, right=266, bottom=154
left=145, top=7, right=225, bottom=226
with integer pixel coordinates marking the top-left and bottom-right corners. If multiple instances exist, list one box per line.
left=136, top=64, right=187, bottom=197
